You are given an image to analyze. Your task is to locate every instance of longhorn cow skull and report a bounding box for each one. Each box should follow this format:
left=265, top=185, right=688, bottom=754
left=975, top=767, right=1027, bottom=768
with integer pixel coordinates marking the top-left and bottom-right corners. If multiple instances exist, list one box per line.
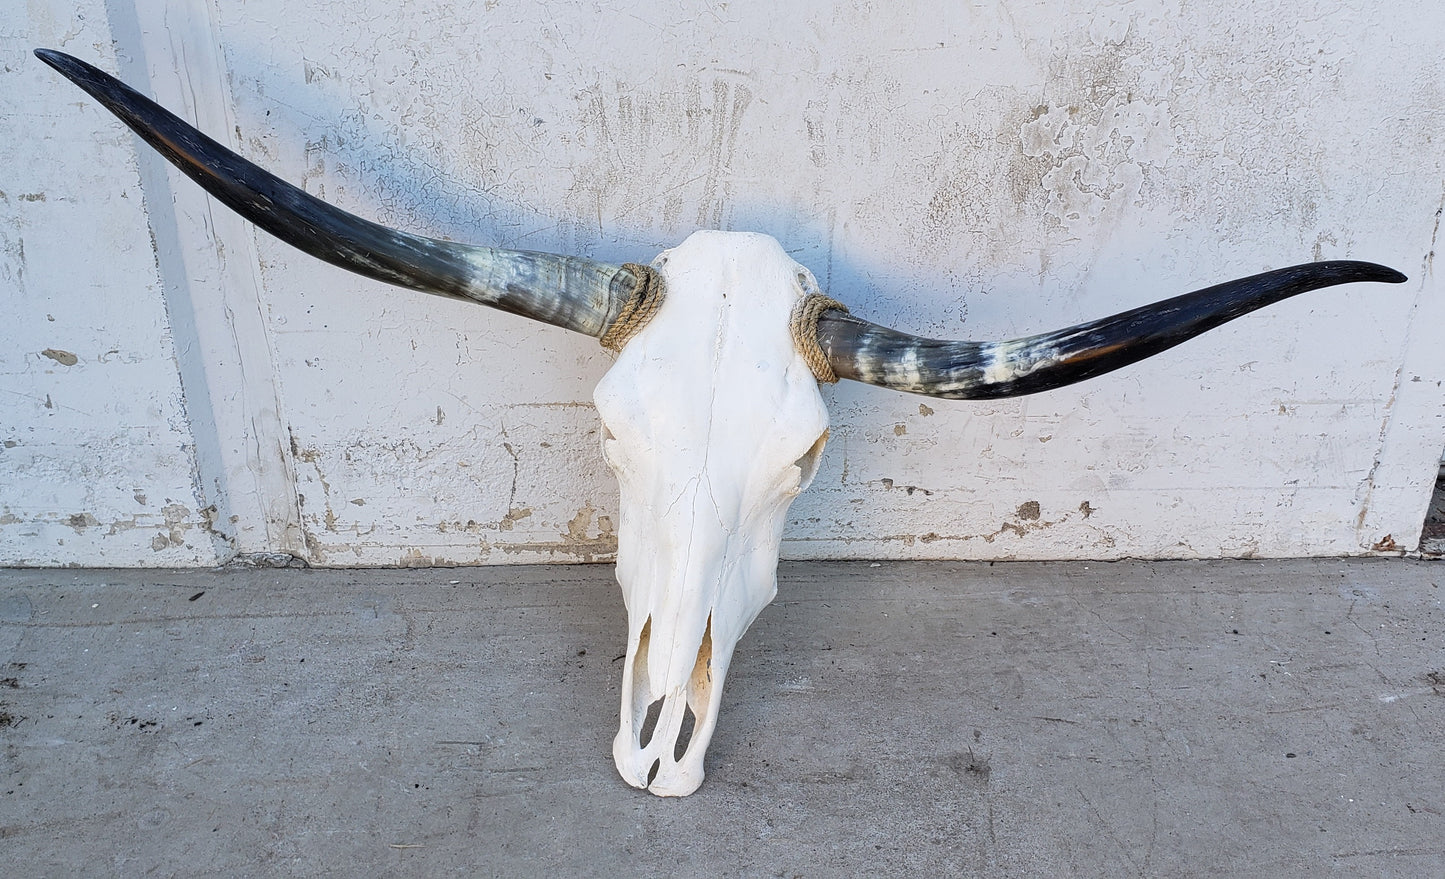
left=37, top=49, right=1407, bottom=796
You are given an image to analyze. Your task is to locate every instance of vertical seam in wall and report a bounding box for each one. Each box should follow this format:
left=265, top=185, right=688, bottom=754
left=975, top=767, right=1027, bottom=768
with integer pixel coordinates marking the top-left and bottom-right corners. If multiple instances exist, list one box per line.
left=1353, top=182, right=1444, bottom=550
left=104, top=0, right=306, bottom=559
left=104, top=0, right=231, bottom=563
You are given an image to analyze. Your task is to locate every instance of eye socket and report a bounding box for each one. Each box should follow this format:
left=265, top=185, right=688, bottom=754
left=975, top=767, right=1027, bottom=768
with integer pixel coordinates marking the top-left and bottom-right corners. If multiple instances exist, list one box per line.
left=790, top=429, right=829, bottom=491
left=600, top=422, right=623, bottom=467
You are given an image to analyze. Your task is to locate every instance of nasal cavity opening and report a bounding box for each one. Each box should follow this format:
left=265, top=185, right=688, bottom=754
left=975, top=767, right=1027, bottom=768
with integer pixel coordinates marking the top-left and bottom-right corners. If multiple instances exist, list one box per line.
left=629, top=616, right=654, bottom=746
left=674, top=704, right=697, bottom=763
left=639, top=697, right=665, bottom=749
left=674, top=614, right=714, bottom=762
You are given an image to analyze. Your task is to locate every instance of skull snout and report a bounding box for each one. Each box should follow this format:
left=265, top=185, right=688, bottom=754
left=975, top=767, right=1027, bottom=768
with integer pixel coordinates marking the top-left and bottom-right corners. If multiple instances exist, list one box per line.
left=612, top=613, right=724, bottom=796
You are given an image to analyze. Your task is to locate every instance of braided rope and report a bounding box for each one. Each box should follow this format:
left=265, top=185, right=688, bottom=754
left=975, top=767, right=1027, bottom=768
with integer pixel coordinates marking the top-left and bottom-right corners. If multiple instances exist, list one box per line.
left=598, top=263, right=666, bottom=352
left=790, top=293, right=849, bottom=383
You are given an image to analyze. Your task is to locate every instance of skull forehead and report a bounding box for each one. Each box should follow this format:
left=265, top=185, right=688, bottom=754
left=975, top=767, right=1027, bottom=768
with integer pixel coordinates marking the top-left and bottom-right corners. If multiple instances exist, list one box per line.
left=594, top=230, right=827, bottom=456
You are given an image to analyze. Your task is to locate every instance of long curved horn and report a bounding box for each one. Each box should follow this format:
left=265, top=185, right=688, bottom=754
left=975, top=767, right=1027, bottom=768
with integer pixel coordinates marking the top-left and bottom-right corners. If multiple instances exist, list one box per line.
left=34, top=48, right=644, bottom=338
left=817, top=261, right=1407, bottom=400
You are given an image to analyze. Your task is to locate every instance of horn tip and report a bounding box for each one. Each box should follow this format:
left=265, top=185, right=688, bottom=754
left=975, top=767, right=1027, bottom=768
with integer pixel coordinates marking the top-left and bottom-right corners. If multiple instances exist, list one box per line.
left=34, top=48, right=88, bottom=83
left=1324, top=261, right=1408, bottom=286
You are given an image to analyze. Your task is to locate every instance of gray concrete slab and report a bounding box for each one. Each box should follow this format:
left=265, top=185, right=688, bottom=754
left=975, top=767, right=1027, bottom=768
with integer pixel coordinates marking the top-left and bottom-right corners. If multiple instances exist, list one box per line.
left=1, top=559, right=1442, bottom=877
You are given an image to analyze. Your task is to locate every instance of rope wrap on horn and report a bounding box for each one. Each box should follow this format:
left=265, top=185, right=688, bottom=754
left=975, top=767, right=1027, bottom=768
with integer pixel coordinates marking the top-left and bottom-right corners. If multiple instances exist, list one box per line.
left=790, top=293, right=850, bottom=383
left=599, top=263, right=666, bottom=352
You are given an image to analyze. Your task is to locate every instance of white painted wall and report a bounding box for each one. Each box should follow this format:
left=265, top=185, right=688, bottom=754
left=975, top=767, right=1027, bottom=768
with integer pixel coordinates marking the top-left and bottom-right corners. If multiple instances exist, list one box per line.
left=3, top=0, right=1443, bottom=566
left=1, top=1, right=215, bottom=565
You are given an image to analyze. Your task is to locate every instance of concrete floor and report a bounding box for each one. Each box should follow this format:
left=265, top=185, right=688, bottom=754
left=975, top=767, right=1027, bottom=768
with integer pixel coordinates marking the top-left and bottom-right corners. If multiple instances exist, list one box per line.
left=1, top=559, right=1441, bottom=877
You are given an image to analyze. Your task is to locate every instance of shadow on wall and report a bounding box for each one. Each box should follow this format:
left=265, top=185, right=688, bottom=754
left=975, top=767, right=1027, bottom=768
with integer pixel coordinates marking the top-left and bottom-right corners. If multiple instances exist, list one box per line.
left=200, top=32, right=1076, bottom=341
left=190, top=28, right=1390, bottom=362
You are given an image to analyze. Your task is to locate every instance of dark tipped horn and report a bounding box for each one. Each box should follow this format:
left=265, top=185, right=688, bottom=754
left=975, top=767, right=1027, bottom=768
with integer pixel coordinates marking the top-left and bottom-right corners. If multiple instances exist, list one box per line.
left=34, top=48, right=643, bottom=337
left=817, top=261, right=1408, bottom=400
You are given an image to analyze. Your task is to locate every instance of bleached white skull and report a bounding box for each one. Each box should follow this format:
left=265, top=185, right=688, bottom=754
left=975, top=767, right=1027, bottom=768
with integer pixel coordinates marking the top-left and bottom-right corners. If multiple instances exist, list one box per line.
left=594, top=232, right=831, bottom=794
left=40, top=48, right=1407, bottom=797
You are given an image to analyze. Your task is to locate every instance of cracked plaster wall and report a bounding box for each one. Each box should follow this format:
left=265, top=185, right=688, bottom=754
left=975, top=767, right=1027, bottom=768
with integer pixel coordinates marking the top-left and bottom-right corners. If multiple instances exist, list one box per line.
left=3, top=0, right=1443, bottom=566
